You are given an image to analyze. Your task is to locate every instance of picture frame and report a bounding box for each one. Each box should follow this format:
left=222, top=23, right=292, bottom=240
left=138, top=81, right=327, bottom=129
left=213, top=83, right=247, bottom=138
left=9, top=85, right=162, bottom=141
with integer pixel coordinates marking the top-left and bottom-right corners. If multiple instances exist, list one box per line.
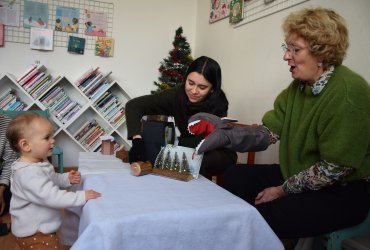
left=209, top=0, right=231, bottom=24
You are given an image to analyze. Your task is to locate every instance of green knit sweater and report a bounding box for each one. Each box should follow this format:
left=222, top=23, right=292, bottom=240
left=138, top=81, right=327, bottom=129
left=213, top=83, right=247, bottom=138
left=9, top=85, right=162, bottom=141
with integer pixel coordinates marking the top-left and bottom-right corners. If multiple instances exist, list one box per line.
left=262, top=65, right=370, bottom=181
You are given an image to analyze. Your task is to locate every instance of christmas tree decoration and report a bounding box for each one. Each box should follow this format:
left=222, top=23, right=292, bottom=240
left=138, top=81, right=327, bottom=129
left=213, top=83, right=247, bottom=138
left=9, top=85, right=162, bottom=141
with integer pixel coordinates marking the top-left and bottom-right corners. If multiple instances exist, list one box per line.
left=154, top=146, right=165, bottom=169
left=180, top=152, right=191, bottom=173
left=152, top=27, right=193, bottom=93
left=152, top=145, right=203, bottom=179
left=163, top=150, right=172, bottom=169
left=171, top=152, right=180, bottom=171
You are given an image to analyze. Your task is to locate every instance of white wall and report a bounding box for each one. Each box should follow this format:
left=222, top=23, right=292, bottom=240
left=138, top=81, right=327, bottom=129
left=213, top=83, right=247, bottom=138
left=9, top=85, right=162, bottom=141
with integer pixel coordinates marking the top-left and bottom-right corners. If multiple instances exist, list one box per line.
left=0, top=0, right=197, bottom=167
left=194, top=0, right=370, bottom=164
left=0, top=0, right=197, bottom=97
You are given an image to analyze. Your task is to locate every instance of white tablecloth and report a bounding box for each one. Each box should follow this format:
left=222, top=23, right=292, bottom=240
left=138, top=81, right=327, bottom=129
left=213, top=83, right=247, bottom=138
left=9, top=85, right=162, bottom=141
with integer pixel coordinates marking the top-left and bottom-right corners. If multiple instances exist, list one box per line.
left=60, top=152, right=283, bottom=250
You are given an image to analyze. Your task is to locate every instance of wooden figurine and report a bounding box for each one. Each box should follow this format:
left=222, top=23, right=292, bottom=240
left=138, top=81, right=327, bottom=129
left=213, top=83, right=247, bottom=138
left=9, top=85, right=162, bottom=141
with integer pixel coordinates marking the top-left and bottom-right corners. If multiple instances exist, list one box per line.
left=101, top=135, right=115, bottom=155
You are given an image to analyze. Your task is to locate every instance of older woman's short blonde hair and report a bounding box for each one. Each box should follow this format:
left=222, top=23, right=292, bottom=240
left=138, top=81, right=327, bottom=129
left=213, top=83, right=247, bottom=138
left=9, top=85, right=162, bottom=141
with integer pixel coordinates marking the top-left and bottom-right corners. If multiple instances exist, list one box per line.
left=282, top=7, right=349, bottom=69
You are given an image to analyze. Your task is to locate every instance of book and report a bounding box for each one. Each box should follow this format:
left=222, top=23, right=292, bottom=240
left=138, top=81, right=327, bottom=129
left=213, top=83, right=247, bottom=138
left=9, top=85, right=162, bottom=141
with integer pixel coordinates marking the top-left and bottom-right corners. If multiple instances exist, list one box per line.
left=17, top=65, right=37, bottom=82
left=0, top=22, right=4, bottom=47
left=61, top=105, right=81, bottom=123
left=28, top=74, right=51, bottom=95
left=24, top=72, right=46, bottom=91
left=229, top=0, right=244, bottom=24
left=90, top=82, right=110, bottom=102
left=85, top=71, right=112, bottom=97
left=68, top=36, right=86, bottom=54
left=76, top=67, right=100, bottom=86
left=94, top=90, right=110, bottom=105
left=41, top=86, right=62, bottom=105
left=82, top=73, right=104, bottom=95
left=73, top=120, right=93, bottom=138
left=0, top=93, right=15, bottom=108
left=29, top=74, right=52, bottom=98
left=55, top=6, right=79, bottom=33
left=19, top=64, right=47, bottom=86
left=0, top=91, right=10, bottom=103
left=35, top=76, right=61, bottom=98
left=84, top=9, right=107, bottom=37
left=95, top=37, right=114, bottom=57
left=30, top=27, right=54, bottom=51
left=78, top=125, right=98, bottom=144
left=1, top=96, right=17, bottom=110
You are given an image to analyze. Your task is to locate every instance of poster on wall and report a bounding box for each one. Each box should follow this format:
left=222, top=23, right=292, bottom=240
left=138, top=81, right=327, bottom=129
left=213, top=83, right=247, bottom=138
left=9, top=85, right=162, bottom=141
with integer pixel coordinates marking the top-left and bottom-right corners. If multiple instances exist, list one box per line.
left=55, top=6, right=79, bottom=33
left=209, top=0, right=231, bottom=24
left=23, top=0, right=48, bottom=28
left=0, top=0, right=20, bottom=27
left=95, top=37, right=114, bottom=57
left=84, top=9, right=107, bottom=37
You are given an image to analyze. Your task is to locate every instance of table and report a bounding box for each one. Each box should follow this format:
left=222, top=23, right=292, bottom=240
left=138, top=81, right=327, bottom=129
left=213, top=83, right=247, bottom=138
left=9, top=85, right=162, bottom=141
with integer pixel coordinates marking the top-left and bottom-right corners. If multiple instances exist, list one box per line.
left=60, top=152, right=283, bottom=250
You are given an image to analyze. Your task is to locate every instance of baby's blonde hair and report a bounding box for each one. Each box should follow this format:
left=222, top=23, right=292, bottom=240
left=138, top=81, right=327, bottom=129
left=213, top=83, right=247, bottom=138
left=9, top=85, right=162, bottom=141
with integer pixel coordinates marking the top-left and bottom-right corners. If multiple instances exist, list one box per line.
left=6, top=112, right=50, bottom=153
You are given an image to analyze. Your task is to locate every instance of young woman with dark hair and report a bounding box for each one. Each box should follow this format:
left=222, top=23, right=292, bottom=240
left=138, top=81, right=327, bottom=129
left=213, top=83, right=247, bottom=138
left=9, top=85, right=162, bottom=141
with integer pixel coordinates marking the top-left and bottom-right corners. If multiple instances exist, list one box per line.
left=125, top=56, right=237, bottom=177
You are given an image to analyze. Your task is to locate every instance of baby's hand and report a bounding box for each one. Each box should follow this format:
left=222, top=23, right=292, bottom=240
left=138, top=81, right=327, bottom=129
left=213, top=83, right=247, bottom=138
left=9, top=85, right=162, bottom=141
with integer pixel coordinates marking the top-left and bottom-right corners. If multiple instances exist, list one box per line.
left=85, top=189, right=102, bottom=201
left=69, top=170, right=81, bottom=184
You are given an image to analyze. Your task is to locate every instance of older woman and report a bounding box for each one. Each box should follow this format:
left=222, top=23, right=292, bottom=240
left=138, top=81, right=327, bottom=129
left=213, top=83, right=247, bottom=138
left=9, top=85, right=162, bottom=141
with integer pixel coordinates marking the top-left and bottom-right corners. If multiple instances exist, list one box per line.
left=189, top=8, right=370, bottom=239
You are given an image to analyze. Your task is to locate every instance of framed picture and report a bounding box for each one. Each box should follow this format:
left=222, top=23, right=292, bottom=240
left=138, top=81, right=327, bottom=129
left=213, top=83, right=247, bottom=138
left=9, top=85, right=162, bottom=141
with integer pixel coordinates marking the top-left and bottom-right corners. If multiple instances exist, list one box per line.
left=209, top=0, right=231, bottom=24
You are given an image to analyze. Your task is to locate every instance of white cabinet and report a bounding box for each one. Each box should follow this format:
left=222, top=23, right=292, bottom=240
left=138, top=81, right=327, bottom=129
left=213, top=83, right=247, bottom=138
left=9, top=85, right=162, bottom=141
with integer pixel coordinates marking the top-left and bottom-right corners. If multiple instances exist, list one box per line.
left=0, top=67, right=131, bottom=166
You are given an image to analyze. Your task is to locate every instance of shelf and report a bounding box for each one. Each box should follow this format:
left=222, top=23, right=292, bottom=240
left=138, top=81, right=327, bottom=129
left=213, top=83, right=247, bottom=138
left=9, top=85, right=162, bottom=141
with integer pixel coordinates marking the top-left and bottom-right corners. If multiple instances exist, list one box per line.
left=0, top=66, right=132, bottom=167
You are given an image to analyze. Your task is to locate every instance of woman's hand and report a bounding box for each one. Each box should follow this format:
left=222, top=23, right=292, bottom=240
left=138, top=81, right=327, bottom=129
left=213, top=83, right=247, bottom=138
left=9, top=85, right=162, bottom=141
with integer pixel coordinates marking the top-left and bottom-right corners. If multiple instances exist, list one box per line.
left=255, top=185, right=286, bottom=205
left=129, top=138, right=146, bottom=163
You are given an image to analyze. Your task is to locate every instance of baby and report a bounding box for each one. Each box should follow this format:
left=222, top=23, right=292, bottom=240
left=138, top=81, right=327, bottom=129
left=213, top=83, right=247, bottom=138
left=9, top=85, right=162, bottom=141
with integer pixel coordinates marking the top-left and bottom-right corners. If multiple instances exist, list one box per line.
left=6, top=112, right=101, bottom=249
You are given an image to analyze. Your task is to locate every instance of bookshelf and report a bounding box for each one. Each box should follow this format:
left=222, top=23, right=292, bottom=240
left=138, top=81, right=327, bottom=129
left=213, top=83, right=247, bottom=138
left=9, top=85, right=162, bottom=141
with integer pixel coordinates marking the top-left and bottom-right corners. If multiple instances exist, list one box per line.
left=0, top=65, right=132, bottom=167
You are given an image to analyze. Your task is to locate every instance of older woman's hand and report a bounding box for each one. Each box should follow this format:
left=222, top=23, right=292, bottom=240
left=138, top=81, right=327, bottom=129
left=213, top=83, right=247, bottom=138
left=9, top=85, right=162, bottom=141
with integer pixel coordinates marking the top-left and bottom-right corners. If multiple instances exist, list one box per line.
left=254, top=185, right=287, bottom=205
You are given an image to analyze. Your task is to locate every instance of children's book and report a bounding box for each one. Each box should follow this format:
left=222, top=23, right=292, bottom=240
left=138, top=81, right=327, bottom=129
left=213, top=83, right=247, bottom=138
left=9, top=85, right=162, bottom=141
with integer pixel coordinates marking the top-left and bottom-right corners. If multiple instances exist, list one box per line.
left=17, top=65, right=37, bottom=82
left=85, top=9, right=107, bottom=37
left=23, top=0, right=48, bottom=28
left=30, top=28, right=53, bottom=51
left=95, top=37, right=114, bottom=57
left=55, top=6, right=79, bottom=33
left=229, top=0, right=244, bottom=24
left=0, top=22, right=3, bottom=47
left=67, top=36, right=86, bottom=54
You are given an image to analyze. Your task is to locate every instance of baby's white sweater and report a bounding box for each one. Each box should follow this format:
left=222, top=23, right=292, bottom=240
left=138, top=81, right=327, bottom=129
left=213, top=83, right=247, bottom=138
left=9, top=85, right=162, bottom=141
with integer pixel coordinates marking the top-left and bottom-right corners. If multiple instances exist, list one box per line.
left=10, top=161, right=86, bottom=237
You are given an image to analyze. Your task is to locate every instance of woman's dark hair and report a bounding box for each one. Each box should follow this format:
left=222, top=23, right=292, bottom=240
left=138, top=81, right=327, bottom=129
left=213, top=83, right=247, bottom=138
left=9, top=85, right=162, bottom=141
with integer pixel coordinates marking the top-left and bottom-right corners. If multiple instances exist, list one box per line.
left=186, top=56, right=222, bottom=93
left=180, top=56, right=229, bottom=117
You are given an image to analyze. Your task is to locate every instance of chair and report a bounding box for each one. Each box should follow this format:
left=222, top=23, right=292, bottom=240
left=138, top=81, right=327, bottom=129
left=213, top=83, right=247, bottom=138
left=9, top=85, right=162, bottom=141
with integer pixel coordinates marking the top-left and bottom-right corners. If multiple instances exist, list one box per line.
left=205, top=151, right=255, bottom=186
left=0, top=109, right=64, bottom=173
left=314, top=209, right=370, bottom=250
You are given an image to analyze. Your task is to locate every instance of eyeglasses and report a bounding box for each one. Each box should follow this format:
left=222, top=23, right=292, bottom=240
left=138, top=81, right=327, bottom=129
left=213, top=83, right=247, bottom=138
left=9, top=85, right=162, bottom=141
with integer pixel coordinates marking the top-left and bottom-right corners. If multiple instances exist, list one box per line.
left=281, top=43, right=306, bottom=56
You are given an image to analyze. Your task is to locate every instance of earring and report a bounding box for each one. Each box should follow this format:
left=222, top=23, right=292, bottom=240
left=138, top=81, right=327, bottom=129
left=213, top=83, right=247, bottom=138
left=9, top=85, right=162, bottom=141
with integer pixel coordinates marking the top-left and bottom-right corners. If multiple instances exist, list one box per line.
left=318, top=62, right=323, bottom=67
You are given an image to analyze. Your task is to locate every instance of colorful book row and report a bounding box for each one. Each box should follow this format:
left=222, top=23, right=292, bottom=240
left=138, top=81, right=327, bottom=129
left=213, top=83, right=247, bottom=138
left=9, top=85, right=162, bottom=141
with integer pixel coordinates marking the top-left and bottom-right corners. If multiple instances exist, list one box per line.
left=73, top=119, right=108, bottom=150
left=16, top=64, right=61, bottom=99
left=40, top=85, right=82, bottom=123
left=75, top=67, right=113, bottom=99
left=94, top=91, right=126, bottom=126
left=0, top=89, right=27, bottom=111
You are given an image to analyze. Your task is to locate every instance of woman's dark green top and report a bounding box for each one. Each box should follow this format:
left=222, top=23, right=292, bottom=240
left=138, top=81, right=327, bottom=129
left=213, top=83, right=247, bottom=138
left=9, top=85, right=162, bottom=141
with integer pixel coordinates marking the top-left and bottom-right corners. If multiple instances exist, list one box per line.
left=125, top=85, right=228, bottom=148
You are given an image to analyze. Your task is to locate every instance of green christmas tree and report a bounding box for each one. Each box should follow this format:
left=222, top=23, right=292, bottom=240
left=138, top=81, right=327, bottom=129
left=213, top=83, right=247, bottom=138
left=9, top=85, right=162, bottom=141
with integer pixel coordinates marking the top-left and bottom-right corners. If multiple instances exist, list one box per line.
left=152, top=27, right=193, bottom=93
